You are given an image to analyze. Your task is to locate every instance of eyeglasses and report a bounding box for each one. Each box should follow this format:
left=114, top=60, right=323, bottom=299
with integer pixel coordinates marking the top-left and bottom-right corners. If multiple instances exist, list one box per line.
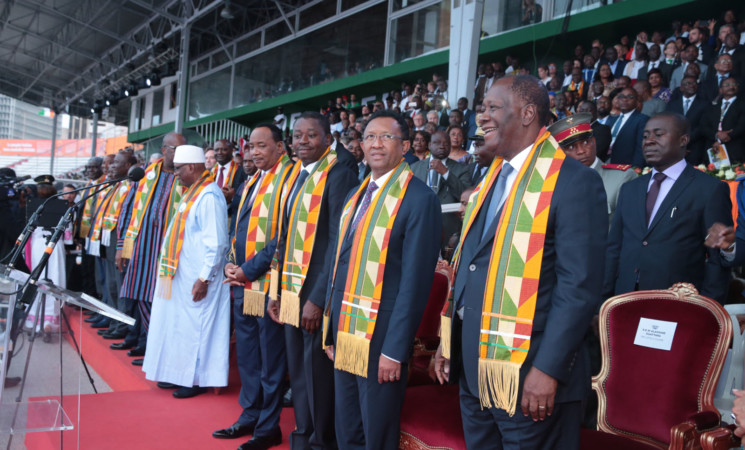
left=363, top=134, right=403, bottom=144
left=162, top=145, right=177, bottom=150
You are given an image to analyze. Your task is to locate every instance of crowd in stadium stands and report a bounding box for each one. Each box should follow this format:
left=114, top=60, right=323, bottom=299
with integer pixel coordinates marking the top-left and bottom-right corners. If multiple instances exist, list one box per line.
left=12, top=7, right=745, bottom=449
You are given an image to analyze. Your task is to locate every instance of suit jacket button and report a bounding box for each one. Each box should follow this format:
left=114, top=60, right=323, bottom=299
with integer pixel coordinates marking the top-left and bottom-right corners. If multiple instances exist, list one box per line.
left=469, top=264, right=476, bottom=272
left=642, top=241, right=648, bottom=246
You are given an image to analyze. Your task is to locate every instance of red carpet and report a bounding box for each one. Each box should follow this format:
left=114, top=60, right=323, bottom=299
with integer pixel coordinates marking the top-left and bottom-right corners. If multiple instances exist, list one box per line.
left=25, top=306, right=295, bottom=449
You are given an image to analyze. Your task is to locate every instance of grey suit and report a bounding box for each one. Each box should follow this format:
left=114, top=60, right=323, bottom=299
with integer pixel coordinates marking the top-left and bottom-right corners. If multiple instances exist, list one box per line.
left=640, top=98, right=667, bottom=117
left=410, top=157, right=472, bottom=250
left=592, top=160, right=637, bottom=223
left=669, top=62, right=708, bottom=90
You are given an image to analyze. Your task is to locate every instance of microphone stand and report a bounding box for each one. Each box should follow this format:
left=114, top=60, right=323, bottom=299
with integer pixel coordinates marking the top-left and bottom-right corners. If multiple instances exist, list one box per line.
left=2, top=177, right=126, bottom=275
left=17, top=182, right=116, bottom=307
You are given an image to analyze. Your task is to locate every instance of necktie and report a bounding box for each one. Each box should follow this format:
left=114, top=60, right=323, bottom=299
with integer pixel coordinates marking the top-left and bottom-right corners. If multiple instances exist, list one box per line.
left=349, top=181, right=379, bottom=237
left=286, top=169, right=309, bottom=219
left=718, top=74, right=724, bottom=86
left=611, top=114, right=624, bottom=140
left=217, top=166, right=225, bottom=188
left=646, top=172, right=667, bottom=225
left=428, top=166, right=440, bottom=191
left=481, top=163, right=514, bottom=240
left=721, top=100, right=731, bottom=123
left=683, top=98, right=691, bottom=115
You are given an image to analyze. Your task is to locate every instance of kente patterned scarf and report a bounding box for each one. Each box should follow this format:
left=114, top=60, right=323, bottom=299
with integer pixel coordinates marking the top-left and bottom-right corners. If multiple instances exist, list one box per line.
left=79, top=175, right=106, bottom=238
left=324, top=161, right=412, bottom=377
left=441, top=130, right=564, bottom=415
left=212, top=161, right=239, bottom=188
left=157, top=170, right=214, bottom=299
left=233, top=155, right=293, bottom=316
left=101, top=180, right=133, bottom=246
left=568, top=80, right=585, bottom=98
left=87, top=185, right=117, bottom=256
left=275, top=148, right=337, bottom=327
left=122, top=159, right=182, bottom=258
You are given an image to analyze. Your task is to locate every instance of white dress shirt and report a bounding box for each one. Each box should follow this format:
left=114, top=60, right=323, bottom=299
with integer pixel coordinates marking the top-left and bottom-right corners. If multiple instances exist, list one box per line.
left=647, top=158, right=687, bottom=224
left=610, top=112, right=633, bottom=146
left=493, top=143, right=533, bottom=212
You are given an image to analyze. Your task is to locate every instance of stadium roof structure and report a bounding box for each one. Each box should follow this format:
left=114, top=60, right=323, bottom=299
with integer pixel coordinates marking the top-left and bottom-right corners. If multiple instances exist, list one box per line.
left=0, top=0, right=311, bottom=120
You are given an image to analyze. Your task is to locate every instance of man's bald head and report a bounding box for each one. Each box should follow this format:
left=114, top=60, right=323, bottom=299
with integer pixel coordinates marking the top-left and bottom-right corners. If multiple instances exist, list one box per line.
left=162, top=132, right=186, bottom=168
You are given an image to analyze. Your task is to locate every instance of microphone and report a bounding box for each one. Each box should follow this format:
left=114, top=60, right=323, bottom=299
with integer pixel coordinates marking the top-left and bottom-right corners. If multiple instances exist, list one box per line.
left=16, top=175, right=128, bottom=305
left=12, top=175, right=31, bottom=187
left=2, top=165, right=145, bottom=271
left=127, top=166, right=145, bottom=182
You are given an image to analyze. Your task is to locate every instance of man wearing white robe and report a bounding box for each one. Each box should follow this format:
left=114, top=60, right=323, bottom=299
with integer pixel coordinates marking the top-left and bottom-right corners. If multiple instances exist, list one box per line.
left=143, top=145, right=231, bottom=399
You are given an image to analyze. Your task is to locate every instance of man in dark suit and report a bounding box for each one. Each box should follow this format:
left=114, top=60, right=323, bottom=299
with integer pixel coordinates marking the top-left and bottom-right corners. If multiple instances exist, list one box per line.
left=324, top=110, right=441, bottom=450
left=606, top=88, right=649, bottom=167
left=577, top=101, right=612, bottom=161
left=604, top=113, right=732, bottom=304
left=411, top=131, right=471, bottom=251
left=666, top=76, right=709, bottom=164
left=214, top=124, right=291, bottom=450
left=701, top=78, right=745, bottom=163
left=700, top=54, right=741, bottom=101
left=213, top=139, right=248, bottom=212
left=434, top=75, right=608, bottom=448
left=466, top=135, right=493, bottom=186
left=267, top=112, right=358, bottom=450
left=603, top=47, right=627, bottom=79
left=689, top=26, right=716, bottom=66
left=332, top=137, right=364, bottom=174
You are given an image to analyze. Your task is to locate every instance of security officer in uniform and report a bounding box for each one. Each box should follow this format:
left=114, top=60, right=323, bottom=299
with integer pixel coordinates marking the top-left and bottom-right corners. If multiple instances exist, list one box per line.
left=548, top=113, right=636, bottom=223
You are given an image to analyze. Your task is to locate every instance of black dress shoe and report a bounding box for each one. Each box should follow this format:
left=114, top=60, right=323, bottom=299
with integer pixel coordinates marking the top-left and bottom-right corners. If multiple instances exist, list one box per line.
left=172, top=386, right=208, bottom=399
left=131, top=358, right=144, bottom=366
left=84, top=315, right=100, bottom=323
left=97, top=329, right=111, bottom=335
left=110, top=341, right=135, bottom=350
left=212, top=422, right=255, bottom=439
left=157, top=381, right=180, bottom=389
left=237, top=430, right=282, bottom=450
left=90, top=320, right=110, bottom=329
left=103, top=331, right=128, bottom=340
left=127, top=347, right=146, bottom=357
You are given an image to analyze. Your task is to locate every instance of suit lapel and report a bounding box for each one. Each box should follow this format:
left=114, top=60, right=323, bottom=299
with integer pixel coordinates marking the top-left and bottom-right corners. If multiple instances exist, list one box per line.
left=644, top=164, right=694, bottom=237
left=464, top=181, right=499, bottom=261
left=635, top=173, right=651, bottom=233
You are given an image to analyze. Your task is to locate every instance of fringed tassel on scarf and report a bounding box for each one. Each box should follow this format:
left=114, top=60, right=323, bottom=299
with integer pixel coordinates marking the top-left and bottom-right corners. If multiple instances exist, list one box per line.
left=269, top=268, right=279, bottom=300
left=243, top=289, right=265, bottom=317
left=157, top=276, right=173, bottom=300
left=334, top=331, right=370, bottom=378
left=156, top=277, right=173, bottom=300
left=122, top=237, right=135, bottom=259
left=322, top=314, right=329, bottom=350
left=279, top=290, right=300, bottom=327
left=440, top=315, right=452, bottom=359
left=478, top=359, right=521, bottom=416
